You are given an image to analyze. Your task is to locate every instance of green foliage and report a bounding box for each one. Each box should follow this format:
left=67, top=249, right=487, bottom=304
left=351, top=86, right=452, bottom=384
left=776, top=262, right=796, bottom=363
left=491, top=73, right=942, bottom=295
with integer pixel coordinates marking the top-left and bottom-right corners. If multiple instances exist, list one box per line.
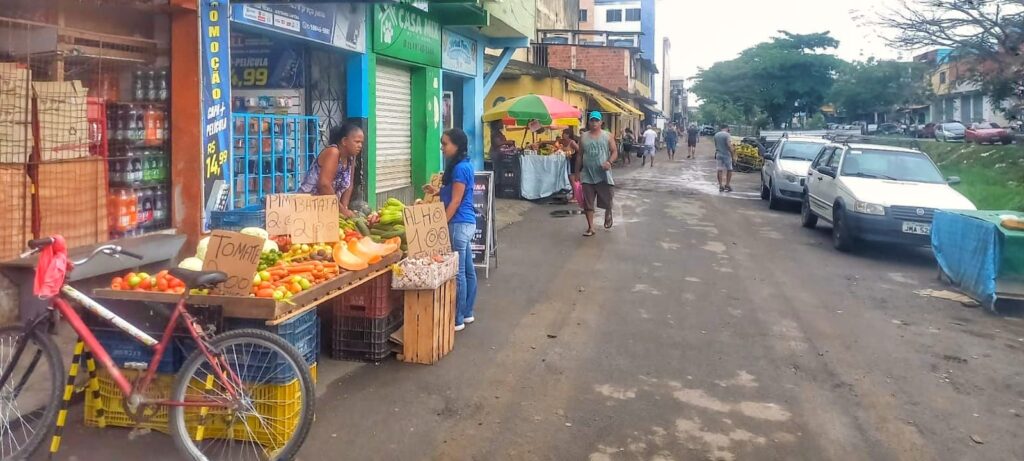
left=806, top=113, right=826, bottom=129
left=697, top=101, right=744, bottom=126
left=829, top=59, right=933, bottom=118
left=691, top=31, right=841, bottom=128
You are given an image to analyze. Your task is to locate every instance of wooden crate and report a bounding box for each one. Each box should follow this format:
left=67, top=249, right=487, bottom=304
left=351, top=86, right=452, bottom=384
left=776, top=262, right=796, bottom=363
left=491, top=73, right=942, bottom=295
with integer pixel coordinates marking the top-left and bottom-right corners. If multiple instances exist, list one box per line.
left=400, top=278, right=455, bottom=365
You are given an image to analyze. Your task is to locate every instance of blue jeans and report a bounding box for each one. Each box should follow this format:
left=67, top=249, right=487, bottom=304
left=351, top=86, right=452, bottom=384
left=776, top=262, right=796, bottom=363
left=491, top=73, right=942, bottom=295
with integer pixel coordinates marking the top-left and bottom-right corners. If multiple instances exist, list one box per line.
left=449, top=222, right=478, bottom=325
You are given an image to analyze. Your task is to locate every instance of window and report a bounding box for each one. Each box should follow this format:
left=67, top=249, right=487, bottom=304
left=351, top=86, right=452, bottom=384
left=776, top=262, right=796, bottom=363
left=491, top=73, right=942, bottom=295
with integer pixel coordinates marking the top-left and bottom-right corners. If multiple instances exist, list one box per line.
left=840, top=150, right=945, bottom=183
left=579, top=9, right=588, bottom=22
left=606, top=9, right=622, bottom=22
left=939, top=72, right=947, bottom=84
left=780, top=142, right=827, bottom=161
left=625, top=8, right=642, bottom=21
left=812, top=148, right=833, bottom=168
left=827, top=149, right=843, bottom=169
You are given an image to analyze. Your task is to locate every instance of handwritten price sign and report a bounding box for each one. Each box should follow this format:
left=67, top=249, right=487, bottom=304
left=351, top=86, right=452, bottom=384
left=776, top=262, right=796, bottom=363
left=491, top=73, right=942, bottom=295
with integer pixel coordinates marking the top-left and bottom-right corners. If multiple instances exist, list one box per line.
left=202, top=230, right=264, bottom=297
left=265, top=194, right=340, bottom=244
left=402, top=202, right=452, bottom=259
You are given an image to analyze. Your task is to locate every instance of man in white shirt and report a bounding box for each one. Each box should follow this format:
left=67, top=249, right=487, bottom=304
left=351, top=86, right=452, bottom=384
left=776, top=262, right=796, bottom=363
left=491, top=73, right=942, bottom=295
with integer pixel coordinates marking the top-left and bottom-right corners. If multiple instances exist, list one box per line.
left=642, top=125, right=658, bottom=167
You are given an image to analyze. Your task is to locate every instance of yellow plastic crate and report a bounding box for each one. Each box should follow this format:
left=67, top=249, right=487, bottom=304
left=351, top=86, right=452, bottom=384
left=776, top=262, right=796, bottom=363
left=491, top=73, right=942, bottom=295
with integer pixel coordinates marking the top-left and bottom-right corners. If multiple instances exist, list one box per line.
left=84, top=363, right=317, bottom=447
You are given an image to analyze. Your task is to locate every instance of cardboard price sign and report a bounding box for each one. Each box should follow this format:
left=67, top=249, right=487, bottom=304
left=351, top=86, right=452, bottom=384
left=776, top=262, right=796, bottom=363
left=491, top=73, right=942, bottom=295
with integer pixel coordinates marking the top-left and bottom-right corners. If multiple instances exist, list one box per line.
left=264, top=194, right=340, bottom=244
left=202, top=230, right=264, bottom=296
left=402, top=202, right=451, bottom=258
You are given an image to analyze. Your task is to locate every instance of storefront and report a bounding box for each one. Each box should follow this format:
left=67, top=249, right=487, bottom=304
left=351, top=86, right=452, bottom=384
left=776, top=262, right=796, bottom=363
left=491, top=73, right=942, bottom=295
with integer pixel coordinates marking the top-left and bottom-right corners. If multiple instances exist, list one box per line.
left=440, top=30, right=479, bottom=134
left=368, top=4, right=442, bottom=207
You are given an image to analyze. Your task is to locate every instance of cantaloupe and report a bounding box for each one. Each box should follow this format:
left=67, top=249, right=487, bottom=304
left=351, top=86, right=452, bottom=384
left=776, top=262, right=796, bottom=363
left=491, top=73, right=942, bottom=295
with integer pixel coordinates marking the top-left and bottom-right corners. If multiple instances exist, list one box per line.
left=348, top=241, right=382, bottom=264
left=333, top=242, right=368, bottom=271
left=357, top=237, right=398, bottom=256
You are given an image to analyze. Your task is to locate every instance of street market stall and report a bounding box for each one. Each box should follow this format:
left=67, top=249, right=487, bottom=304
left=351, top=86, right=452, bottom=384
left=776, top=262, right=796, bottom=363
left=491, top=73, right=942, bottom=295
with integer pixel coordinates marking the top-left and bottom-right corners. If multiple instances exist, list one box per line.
left=483, top=94, right=580, bottom=200
left=932, top=210, right=1024, bottom=310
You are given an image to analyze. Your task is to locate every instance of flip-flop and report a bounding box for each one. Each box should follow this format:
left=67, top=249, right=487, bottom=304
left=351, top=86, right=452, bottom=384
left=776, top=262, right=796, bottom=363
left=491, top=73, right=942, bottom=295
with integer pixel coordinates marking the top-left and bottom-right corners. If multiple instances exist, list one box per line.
left=583, top=229, right=596, bottom=237
left=604, top=213, right=613, bottom=229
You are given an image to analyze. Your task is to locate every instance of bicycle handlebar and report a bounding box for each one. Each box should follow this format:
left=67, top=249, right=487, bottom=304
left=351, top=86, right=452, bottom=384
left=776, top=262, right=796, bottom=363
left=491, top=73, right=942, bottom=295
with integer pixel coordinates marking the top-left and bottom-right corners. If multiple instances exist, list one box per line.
left=21, top=238, right=144, bottom=264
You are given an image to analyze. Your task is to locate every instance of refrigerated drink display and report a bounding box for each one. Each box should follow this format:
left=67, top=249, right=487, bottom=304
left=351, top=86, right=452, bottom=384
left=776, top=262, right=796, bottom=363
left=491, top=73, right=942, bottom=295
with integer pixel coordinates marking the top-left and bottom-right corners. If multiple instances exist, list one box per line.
left=157, top=70, right=168, bottom=102
left=146, top=70, right=158, bottom=102
left=133, top=71, right=145, bottom=101
left=153, top=185, right=168, bottom=227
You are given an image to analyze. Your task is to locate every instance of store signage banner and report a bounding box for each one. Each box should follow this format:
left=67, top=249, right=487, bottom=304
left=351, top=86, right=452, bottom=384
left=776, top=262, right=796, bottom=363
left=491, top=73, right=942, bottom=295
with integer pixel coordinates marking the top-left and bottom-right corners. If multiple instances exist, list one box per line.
left=231, top=3, right=366, bottom=53
left=373, top=4, right=441, bottom=67
left=441, top=30, right=477, bottom=76
left=230, top=32, right=305, bottom=89
left=472, top=171, right=495, bottom=266
left=200, top=0, right=233, bottom=232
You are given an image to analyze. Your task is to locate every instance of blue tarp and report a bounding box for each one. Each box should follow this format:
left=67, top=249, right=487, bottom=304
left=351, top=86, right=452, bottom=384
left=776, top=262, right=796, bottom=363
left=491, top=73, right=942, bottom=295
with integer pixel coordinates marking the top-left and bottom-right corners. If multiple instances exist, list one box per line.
left=518, top=155, right=570, bottom=200
left=931, top=210, right=1000, bottom=308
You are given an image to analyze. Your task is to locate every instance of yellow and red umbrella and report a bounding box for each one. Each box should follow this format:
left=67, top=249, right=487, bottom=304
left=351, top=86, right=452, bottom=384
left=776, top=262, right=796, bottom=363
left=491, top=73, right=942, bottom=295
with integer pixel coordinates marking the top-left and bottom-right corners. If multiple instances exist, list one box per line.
left=483, top=94, right=582, bottom=127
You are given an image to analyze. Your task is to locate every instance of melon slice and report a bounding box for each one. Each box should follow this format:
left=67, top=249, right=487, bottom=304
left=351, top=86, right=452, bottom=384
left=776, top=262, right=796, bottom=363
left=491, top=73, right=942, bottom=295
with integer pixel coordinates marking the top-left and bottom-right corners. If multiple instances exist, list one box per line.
left=333, top=242, right=368, bottom=271
left=358, top=237, right=399, bottom=256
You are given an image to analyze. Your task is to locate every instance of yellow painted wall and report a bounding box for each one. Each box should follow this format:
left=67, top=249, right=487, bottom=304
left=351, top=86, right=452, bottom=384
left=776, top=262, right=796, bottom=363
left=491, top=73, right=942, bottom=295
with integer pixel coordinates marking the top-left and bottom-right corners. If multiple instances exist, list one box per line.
left=484, top=76, right=575, bottom=154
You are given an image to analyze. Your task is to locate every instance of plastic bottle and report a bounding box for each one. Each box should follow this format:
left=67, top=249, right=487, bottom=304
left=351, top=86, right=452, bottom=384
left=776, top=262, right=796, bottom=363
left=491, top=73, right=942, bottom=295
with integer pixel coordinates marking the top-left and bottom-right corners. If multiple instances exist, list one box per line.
left=133, top=71, right=145, bottom=101
left=153, top=185, right=167, bottom=228
left=145, top=70, right=157, bottom=102
left=134, top=105, right=145, bottom=141
left=140, top=189, right=154, bottom=228
left=157, top=70, right=168, bottom=102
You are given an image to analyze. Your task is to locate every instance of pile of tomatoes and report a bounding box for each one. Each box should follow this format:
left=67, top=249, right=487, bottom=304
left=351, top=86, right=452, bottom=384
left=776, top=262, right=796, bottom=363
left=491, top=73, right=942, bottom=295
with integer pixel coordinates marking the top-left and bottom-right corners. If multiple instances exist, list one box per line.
left=109, top=270, right=185, bottom=294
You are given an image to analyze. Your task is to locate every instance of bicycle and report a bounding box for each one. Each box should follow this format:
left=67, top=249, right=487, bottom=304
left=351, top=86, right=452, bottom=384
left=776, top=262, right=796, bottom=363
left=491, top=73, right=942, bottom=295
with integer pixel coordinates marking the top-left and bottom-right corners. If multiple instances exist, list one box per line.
left=0, top=236, right=315, bottom=460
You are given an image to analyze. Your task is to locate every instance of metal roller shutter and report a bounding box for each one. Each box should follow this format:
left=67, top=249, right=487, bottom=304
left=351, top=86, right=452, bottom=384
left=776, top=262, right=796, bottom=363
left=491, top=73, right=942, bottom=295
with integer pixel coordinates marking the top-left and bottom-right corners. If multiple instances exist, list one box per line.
left=375, top=63, right=413, bottom=204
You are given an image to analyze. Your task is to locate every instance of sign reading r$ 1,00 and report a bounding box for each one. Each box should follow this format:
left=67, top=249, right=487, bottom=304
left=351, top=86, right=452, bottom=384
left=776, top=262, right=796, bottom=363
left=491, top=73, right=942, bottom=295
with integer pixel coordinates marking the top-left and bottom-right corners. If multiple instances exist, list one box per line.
left=402, top=202, right=451, bottom=259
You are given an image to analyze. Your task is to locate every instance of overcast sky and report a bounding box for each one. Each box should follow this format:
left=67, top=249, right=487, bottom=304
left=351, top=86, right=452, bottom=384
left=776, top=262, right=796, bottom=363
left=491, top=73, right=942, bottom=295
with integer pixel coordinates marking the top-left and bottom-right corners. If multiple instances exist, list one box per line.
left=656, top=0, right=910, bottom=84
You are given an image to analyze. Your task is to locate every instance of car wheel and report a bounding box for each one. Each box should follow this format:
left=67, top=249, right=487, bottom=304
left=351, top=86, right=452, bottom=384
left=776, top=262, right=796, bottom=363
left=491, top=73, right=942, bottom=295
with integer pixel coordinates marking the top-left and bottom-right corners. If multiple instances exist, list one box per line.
left=801, top=194, right=817, bottom=229
left=1002, top=139, right=1012, bottom=145
left=760, top=178, right=769, bottom=200
left=768, top=182, right=783, bottom=210
left=832, top=207, right=855, bottom=252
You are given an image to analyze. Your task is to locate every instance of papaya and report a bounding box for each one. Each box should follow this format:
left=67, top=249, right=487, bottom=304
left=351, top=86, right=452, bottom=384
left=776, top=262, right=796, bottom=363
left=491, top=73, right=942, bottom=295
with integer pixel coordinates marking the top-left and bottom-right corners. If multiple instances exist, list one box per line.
left=348, top=241, right=382, bottom=264
left=358, top=237, right=398, bottom=256
left=384, top=237, right=402, bottom=247
left=333, top=242, right=368, bottom=271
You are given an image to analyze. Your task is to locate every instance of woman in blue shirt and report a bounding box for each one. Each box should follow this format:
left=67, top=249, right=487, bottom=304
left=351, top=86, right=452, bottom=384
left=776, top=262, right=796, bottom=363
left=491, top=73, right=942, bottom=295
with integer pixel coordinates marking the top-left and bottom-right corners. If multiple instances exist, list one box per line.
left=425, top=128, right=477, bottom=331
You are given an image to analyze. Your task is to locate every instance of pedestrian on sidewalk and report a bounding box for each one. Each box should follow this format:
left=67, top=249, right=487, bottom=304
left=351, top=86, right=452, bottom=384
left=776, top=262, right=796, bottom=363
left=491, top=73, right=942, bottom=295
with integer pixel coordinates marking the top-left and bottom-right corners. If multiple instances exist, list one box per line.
left=424, top=128, right=477, bottom=331
left=575, top=111, right=618, bottom=236
left=714, top=124, right=736, bottom=192
left=665, top=123, right=679, bottom=160
left=560, top=128, right=581, bottom=203
left=620, top=128, right=635, bottom=165
left=642, top=124, right=658, bottom=167
left=686, top=123, right=699, bottom=158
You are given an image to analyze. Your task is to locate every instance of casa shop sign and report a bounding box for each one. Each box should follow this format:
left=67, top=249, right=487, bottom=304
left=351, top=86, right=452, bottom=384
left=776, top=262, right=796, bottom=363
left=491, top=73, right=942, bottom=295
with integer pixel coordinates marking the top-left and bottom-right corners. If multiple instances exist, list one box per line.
left=373, top=4, right=440, bottom=67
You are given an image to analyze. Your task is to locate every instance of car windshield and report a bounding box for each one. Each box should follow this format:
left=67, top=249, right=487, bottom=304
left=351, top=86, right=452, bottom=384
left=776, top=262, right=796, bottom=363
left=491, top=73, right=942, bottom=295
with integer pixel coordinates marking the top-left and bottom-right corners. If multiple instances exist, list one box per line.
left=840, top=150, right=945, bottom=183
left=975, top=122, right=1000, bottom=129
left=779, top=141, right=824, bottom=160
left=944, top=123, right=966, bottom=131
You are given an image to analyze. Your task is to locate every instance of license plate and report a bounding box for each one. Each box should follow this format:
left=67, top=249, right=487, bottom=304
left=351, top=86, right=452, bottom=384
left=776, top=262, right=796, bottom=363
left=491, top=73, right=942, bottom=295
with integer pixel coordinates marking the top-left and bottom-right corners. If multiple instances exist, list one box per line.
left=902, top=222, right=931, bottom=235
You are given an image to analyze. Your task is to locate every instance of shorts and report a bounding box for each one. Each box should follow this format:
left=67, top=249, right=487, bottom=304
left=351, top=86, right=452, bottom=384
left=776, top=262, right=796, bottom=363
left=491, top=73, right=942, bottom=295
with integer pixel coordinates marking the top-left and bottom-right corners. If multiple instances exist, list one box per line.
left=581, top=182, right=613, bottom=212
left=716, top=155, right=734, bottom=171
left=666, top=140, right=678, bottom=151
left=687, top=138, right=697, bottom=147
left=643, top=145, right=656, bottom=157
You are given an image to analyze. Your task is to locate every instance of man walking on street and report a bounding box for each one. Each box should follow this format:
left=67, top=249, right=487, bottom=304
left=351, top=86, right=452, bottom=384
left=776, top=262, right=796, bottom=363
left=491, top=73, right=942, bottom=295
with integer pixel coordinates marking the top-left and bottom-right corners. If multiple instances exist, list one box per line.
left=665, top=123, right=679, bottom=160
left=575, top=111, right=618, bottom=236
left=714, top=124, right=736, bottom=192
left=686, top=123, right=699, bottom=158
left=642, top=124, right=658, bottom=167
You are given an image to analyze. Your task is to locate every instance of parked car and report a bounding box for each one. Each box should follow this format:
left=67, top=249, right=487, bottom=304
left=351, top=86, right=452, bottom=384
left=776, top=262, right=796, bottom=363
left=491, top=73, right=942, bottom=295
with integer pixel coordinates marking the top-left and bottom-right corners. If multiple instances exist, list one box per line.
left=878, top=123, right=902, bottom=135
left=966, top=122, right=1013, bottom=145
left=760, top=136, right=831, bottom=210
left=914, top=122, right=937, bottom=139
left=935, top=122, right=966, bottom=142
left=801, top=143, right=976, bottom=252
left=700, top=125, right=716, bottom=136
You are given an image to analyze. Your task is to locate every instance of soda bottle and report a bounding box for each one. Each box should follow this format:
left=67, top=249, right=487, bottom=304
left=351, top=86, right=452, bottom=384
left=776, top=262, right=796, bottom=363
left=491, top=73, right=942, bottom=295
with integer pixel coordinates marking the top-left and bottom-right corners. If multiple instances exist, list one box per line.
left=134, top=105, right=145, bottom=141
left=146, top=69, right=157, bottom=101
left=141, top=189, right=154, bottom=228
left=133, top=71, right=145, bottom=101
left=144, top=106, right=157, bottom=145
left=153, top=185, right=167, bottom=227
left=157, top=151, right=168, bottom=181
left=157, top=70, right=168, bottom=102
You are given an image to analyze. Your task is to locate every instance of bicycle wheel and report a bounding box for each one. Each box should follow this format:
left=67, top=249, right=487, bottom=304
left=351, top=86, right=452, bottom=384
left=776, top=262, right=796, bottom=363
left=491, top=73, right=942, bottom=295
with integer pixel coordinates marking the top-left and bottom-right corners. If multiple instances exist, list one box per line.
left=169, top=329, right=315, bottom=461
left=0, top=324, right=63, bottom=461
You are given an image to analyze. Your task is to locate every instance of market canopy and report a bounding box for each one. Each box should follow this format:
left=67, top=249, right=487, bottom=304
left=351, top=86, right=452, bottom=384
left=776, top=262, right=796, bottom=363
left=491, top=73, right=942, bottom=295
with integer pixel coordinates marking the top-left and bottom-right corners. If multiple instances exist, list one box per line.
left=483, top=94, right=582, bottom=127
left=590, top=93, right=623, bottom=114
left=611, top=96, right=643, bottom=116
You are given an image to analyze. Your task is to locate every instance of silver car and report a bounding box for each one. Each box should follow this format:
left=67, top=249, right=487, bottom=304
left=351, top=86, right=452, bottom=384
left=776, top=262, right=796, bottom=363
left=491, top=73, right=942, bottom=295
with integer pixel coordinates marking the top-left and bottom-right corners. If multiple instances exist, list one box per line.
left=936, top=122, right=966, bottom=142
left=760, top=136, right=831, bottom=210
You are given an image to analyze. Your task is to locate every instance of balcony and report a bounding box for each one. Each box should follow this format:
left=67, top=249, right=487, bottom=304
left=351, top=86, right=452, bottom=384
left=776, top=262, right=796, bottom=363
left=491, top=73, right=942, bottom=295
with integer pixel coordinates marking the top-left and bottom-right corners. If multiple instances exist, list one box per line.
left=537, top=29, right=642, bottom=49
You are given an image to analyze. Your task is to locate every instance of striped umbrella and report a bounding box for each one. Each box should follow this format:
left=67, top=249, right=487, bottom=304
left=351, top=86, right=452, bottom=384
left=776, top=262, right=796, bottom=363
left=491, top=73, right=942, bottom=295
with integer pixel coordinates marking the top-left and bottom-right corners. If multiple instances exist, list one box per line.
left=483, top=94, right=582, bottom=127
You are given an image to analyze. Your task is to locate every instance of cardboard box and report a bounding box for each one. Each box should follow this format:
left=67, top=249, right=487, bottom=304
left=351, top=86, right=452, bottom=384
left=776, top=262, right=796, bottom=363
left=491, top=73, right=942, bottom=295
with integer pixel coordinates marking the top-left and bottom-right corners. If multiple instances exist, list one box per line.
left=33, top=80, right=89, bottom=161
left=0, top=63, right=32, bottom=164
left=37, top=158, right=108, bottom=249
left=0, top=166, right=31, bottom=261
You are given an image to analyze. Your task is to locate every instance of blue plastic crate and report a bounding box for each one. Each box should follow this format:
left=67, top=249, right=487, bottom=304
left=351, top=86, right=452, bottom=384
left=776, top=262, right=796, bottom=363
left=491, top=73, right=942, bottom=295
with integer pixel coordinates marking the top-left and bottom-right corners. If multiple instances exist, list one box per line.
left=222, top=310, right=319, bottom=384
left=93, top=329, right=183, bottom=374
left=209, top=205, right=265, bottom=231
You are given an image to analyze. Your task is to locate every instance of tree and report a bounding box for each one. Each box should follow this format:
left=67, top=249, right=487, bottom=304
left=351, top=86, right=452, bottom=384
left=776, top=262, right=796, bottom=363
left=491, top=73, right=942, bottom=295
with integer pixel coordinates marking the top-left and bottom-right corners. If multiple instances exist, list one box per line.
left=877, top=0, right=1024, bottom=101
left=691, top=32, right=841, bottom=128
left=696, top=101, right=744, bottom=126
left=829, top=59, right=934, bottom=119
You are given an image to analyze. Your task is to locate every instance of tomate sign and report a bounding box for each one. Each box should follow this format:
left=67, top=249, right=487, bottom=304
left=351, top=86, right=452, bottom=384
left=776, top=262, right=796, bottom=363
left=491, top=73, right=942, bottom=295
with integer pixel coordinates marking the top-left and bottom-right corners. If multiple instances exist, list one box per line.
left=200, top=0, right=233, bottom=231
left=202, top=230, right=264, bottom=297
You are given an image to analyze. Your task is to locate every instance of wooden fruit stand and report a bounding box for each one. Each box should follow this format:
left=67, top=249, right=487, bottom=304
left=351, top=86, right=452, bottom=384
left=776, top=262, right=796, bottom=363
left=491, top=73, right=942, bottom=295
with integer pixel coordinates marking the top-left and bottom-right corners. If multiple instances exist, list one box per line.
left=398, top=279, right=456, bottom=365
left=93, top=252, right=402, bottom=324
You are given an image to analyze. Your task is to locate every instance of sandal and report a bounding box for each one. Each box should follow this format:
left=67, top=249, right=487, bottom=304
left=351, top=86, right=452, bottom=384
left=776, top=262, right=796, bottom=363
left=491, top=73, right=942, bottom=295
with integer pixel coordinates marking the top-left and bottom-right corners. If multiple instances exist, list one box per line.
left=604, top=212, right=613, bottom=229
left=583, top=229, right=596, bottom=237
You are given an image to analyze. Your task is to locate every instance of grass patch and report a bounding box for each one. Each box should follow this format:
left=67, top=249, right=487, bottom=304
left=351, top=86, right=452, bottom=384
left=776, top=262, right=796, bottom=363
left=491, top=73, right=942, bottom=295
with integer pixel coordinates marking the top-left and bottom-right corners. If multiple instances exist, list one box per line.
left=866, top=138, right=1024, bottom=211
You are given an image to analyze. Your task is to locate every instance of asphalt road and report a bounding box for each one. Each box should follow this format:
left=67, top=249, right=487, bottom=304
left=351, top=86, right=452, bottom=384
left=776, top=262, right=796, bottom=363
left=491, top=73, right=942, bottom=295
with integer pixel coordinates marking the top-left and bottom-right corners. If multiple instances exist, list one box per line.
left=51, top=142, right=1024, bottom=461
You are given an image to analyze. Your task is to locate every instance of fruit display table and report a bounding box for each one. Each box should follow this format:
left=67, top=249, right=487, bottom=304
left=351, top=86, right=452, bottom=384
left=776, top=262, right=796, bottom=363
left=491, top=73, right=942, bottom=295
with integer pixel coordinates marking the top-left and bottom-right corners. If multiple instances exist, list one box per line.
left=93, top=251, right=401, bottom=322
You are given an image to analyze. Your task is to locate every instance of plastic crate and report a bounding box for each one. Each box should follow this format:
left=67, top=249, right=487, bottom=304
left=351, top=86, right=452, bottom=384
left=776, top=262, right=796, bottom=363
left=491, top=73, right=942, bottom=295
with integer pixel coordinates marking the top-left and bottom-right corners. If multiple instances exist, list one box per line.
left=335, top=272, right=401, bottom=318
left=93, top=329, right=185, bottom=374
left=222, top=310, right=319, bottom=383
left=329, top=308, right=402, bottom=362
left=85, top=364, right=317, bottom=447
left=331, top=342, right=394, bottom=363
left=209, top=205, right=265, bottom=231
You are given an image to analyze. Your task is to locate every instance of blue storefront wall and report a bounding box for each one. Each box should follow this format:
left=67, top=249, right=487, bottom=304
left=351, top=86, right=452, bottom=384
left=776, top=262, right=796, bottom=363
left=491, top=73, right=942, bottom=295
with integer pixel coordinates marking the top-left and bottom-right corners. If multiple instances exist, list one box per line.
left=440, top=29, right=485, bottom=170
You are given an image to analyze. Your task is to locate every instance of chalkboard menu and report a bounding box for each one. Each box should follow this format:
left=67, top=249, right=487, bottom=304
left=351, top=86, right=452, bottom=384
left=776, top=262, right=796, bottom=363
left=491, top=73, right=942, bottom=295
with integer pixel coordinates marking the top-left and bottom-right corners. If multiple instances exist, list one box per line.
left=472, top=171, right=495, bottom=276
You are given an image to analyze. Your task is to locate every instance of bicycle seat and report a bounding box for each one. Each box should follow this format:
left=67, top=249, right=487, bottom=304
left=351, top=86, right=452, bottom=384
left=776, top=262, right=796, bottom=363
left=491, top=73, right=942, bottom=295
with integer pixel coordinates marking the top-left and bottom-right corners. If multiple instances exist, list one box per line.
left=169, top=267, right=228, bottom=289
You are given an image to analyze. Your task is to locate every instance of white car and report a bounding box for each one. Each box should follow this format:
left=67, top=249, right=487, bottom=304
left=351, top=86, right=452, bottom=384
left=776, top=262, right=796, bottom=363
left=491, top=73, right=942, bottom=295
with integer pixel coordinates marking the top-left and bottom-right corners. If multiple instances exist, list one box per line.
left=801, top=143, right=976, bottom=251
left=760, top=136, right=831, bottom=210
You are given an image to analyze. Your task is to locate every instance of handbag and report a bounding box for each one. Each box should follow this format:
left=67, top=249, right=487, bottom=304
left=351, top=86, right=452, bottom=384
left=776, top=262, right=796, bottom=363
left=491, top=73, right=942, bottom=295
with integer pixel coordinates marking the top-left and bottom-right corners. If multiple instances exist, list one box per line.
left=572, top=179, right=585, bottom=210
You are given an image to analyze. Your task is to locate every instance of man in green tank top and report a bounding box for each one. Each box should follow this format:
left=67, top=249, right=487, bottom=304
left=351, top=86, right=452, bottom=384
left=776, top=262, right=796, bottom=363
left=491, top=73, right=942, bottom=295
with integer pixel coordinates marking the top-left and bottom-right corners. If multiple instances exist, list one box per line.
left=574, top=111, right=619, bottom=236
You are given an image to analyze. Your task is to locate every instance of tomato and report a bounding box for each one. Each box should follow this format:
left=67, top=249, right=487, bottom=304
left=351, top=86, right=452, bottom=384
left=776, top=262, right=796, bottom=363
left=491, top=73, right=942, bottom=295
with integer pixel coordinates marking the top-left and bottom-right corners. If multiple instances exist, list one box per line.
left=288, top=282, right=302, bottom=294
left=156, top=277, right=169, bottom=291
left=172, top=286, right=185, bottom=294
left=156, top=270, right=169, bottom=279
left=110, top=282, right=123, bottom=290
left=138, top=277, right=153, bottom=290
